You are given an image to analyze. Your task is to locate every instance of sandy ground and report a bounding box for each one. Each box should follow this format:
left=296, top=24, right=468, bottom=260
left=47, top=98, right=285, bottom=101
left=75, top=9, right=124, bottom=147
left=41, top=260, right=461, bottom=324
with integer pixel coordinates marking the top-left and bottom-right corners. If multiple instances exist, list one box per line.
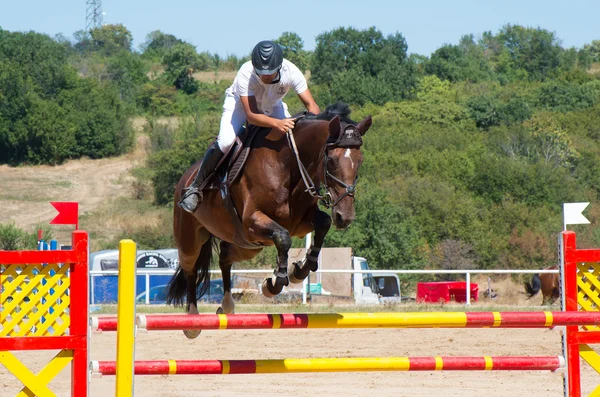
left=2, top=321, right=598, bottom=397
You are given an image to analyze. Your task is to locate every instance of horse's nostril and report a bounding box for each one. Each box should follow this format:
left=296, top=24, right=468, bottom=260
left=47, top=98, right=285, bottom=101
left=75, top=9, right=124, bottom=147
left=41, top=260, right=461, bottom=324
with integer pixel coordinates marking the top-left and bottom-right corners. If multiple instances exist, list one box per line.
left=334, top=211, right=344, bottom=225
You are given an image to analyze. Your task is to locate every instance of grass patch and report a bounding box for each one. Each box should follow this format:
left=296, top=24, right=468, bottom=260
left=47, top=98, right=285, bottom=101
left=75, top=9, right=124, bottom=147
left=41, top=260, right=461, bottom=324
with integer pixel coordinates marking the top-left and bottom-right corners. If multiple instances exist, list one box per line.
left=53, top=180, right=73, bottom=188
left=81, top=196, right=173, bottom=251
left=0, top=192, right=52, bottom=202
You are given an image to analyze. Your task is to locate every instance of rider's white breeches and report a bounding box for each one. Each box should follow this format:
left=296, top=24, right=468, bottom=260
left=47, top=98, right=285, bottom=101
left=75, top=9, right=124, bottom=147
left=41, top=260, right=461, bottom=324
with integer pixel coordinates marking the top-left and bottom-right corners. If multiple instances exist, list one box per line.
left=217, top=95, right=290, bottom=153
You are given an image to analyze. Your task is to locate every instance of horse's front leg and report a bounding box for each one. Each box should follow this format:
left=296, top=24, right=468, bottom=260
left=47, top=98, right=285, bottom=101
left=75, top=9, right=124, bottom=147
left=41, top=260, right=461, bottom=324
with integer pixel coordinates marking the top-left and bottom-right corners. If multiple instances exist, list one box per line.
left=246, top=211, right=292, bottom=297
left=289, top=209, right=331, bottom=284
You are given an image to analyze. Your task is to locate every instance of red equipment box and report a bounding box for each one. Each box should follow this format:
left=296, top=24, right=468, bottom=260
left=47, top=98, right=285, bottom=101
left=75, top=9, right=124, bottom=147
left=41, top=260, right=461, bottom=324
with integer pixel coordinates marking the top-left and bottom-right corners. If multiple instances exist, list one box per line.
left=416, top=281, right=479, bottom=303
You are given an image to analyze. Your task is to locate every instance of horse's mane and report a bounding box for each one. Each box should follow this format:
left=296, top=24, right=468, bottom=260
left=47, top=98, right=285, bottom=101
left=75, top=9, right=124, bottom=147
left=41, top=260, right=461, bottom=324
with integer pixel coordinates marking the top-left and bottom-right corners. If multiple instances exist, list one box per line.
left=301, top=101, right=356, bottom=125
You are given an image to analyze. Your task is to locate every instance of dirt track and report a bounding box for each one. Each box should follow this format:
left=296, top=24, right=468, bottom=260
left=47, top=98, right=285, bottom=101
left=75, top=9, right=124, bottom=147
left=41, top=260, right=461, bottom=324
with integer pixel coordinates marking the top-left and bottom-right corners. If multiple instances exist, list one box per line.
left=0, top=129, right=147, bottom=242
left=3, top=322, right=597, bottom=396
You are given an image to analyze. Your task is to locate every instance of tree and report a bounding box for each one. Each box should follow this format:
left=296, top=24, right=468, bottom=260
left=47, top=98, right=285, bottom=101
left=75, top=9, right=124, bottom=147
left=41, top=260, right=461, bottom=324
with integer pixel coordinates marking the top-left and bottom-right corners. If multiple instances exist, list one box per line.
left=524, top=113, right=579, bottom=169
left=311, top=27, right=416, bottom=105
left=583, top=40, right=600, bottom=62
left=105, top=51, right=149, bottom=104
left=311, top=27, right=409, bottom=85
left=89, top=24, right=133, bottom=55
left=482, top=24, right=563, bottom=80
left=161, top=43, right=202, bottom=93
left=275, top=32, right=309, bottom=72
left=140, top=30, right=184, bottom=59
left=425, top=35, right=493, bottom=82
left=0, top=29, right=133, bottom=165
left=325, top=184, right=426, bottom=270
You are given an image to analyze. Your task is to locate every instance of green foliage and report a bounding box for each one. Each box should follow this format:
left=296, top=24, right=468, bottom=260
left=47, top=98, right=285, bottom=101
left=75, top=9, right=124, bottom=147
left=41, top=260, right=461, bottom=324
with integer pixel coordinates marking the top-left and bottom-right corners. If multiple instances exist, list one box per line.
left=0, top=223, right=53, bottom=250
left=311, top=26, right=416, bottom=103
left=425, top=35, right=493, bottom=82
left=325, top=184, right=426, bottom=270
left=148, top=113, right=220, bottom=205
left=0, top=30, right=133, bottom=164
left=89, top=24, right=133, bottom=55
left=583, top=40, right=600, bottom=62
left=275, top=32, right=309, bottom=72
left=467, top=93, right=532, bottom=129
left=105, top=51, right=149, bottom=104
left=161, top=43, right=204, bottom=93
left=537, top=80, right=600, bottom=112
left=523, top=113, right=579, bottom=168
left=0, top=223, right=28, bottom=250
left=140, top=30, right=185, bottom=60
left=377, top=76, right=470, bottom=127
left=481, top=24, right=562, bottom=80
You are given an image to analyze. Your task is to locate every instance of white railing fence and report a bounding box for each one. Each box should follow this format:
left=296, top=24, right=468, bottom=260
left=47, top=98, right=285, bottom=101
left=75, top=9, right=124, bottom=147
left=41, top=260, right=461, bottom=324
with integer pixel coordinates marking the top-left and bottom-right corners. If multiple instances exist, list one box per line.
left=89, top=268, right=559, bottom=306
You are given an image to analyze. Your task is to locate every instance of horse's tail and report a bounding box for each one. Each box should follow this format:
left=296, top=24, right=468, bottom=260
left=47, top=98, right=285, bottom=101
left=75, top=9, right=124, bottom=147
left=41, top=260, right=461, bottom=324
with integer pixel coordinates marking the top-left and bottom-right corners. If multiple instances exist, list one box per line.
left=166, top=234, right=216, bottom=307
left=524, top=274, right=542, bottom=298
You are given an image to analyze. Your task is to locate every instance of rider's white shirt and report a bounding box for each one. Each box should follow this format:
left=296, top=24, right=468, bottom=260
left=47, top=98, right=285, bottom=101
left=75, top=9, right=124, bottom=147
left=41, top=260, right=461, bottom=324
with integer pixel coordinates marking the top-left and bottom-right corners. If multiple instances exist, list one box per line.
left=225, top=59, right=307, bottom=116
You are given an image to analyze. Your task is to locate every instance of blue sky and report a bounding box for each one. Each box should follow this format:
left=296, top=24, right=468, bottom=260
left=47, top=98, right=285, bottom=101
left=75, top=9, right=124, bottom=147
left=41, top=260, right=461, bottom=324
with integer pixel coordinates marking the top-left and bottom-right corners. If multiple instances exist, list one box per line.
left=1, top=0, right=598, bottom=57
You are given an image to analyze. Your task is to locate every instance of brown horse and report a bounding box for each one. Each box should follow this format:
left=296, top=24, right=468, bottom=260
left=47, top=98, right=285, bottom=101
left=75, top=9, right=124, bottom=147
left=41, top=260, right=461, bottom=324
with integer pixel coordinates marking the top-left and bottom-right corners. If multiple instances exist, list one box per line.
left=523, top=265, right=560, bottom=306
left=167, top=103, right=372, bottom=338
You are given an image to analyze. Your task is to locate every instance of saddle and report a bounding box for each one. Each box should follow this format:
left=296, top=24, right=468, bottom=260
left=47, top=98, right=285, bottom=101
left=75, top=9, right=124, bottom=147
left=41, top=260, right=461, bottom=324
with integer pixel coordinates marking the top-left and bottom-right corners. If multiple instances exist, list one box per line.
left=203, top=124, right=262, bottom=191
left=190, top=124, right=265, bottom=250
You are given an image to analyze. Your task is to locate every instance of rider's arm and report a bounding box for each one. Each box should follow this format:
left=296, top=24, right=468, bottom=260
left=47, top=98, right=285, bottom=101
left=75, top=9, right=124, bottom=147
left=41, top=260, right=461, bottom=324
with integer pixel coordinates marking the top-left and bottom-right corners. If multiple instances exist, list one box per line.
left=298, top=89, right=320, bottom=114
left=240, top=95, right=295, bottom=133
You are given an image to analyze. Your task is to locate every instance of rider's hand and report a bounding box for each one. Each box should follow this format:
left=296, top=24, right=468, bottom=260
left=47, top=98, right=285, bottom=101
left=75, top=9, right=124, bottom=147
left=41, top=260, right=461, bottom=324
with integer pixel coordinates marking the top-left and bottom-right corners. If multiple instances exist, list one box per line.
left=274, top=118, right=296, bottom=133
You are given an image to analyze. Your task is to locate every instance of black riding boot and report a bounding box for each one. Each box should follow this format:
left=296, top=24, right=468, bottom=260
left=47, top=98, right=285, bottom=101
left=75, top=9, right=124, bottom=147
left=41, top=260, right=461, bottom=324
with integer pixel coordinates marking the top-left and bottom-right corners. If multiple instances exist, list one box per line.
left=178, top=143, right=225, bottom=213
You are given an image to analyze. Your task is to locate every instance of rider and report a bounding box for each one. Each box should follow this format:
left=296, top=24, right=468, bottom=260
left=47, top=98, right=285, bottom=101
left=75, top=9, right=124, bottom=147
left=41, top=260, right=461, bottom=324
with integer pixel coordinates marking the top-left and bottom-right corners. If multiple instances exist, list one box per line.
left=178, top=40, right=321, bottom=213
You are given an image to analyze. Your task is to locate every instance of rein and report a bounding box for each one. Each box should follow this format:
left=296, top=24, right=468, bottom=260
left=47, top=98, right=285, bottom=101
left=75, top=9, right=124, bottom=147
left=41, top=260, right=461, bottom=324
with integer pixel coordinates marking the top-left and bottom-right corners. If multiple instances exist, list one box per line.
left=286, top=123, right=359, bottom=209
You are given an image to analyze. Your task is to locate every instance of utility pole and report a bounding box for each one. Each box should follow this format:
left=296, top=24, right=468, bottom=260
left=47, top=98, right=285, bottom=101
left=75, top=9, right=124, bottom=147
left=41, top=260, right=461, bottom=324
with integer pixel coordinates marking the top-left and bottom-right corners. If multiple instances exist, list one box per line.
left=85, top=0, right=103, bottom=31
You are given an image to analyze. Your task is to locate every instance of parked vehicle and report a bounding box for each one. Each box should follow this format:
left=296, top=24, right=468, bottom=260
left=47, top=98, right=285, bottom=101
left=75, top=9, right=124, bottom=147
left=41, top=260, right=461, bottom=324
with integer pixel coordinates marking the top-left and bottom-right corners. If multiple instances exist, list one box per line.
left=287, top=247, right=401, bottom=304
left=135, top=279, right=225, bottom=305
left=351, top=256, right=402, bottom=304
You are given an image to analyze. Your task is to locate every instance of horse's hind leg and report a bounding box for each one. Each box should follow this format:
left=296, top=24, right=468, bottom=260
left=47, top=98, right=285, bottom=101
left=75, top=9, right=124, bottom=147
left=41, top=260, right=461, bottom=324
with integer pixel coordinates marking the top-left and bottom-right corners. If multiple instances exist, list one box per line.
left=289, top=209, right=331, bottom=284
left=168, top=219, right=213, bottom=339
left=217, top=241, right=263, bottom=314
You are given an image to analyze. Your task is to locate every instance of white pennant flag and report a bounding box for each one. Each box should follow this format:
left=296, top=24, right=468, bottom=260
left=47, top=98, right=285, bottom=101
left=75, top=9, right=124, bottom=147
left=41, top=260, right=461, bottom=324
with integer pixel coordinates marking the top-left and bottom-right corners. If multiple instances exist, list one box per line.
left=563, top=202, right=590, bottom=230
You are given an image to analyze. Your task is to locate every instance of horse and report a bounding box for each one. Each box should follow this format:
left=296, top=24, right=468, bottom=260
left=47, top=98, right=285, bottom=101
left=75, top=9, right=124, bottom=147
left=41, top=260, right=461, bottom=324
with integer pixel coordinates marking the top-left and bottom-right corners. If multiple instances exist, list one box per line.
left=167, top=102, right=372, bottom=338
left=523, top=265, right=560, bottom=306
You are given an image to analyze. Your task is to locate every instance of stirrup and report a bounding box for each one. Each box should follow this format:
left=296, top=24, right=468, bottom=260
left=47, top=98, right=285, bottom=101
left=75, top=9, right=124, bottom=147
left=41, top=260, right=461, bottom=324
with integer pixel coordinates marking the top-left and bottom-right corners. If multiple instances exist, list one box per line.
left=178, top=188, right=202, bottom=213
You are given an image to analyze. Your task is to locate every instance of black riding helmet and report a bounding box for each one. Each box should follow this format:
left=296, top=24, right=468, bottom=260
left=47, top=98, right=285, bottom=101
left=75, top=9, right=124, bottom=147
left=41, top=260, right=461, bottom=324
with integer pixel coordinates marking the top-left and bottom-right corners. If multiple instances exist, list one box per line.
left=252, top=40, right=283, bottom=75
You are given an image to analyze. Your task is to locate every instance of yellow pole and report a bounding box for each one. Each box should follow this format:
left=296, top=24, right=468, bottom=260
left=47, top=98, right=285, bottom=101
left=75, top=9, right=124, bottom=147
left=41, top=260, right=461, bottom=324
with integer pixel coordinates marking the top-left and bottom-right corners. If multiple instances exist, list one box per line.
left=115, top=239, right=136, bottom=397
left=305, top=312, right=469, bottom=328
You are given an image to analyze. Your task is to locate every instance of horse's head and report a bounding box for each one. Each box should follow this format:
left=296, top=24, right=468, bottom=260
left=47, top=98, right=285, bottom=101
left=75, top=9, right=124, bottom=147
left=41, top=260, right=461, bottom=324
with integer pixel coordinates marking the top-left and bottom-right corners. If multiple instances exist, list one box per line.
left=323, top=115, right=372, bottom=229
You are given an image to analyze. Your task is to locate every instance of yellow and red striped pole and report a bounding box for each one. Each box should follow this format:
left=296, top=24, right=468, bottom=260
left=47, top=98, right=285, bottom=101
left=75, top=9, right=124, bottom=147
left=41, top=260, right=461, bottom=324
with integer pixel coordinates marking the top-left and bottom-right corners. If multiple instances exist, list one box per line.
left=93, top=311, right=600, bottom=332
left=93, top=355, right=564, bottom=375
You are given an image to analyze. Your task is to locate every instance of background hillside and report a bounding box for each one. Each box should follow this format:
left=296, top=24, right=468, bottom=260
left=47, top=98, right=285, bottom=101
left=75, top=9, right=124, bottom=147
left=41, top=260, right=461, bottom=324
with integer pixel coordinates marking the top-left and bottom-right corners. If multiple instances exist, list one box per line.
left=1, top=24, right=599, bottom=290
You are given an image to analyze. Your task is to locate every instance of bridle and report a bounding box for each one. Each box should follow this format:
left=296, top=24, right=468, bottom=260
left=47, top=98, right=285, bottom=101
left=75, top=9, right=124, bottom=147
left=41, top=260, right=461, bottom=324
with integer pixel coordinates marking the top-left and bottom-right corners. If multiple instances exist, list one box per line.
left=320, top=149, right=359, bottom=209
left=286, top=121, right=362, bottom=209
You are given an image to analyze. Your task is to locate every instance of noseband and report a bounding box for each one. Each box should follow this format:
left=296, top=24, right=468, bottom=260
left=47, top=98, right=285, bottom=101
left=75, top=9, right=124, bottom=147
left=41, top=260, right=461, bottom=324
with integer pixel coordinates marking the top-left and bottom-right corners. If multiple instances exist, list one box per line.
left=287, top=122, right=362, bottom=209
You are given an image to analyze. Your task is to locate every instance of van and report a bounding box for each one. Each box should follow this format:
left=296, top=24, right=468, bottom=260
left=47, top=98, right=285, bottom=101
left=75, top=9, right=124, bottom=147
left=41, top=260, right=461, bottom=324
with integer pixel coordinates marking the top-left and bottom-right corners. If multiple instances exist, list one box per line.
left=89, top=249, right=179, bottom=304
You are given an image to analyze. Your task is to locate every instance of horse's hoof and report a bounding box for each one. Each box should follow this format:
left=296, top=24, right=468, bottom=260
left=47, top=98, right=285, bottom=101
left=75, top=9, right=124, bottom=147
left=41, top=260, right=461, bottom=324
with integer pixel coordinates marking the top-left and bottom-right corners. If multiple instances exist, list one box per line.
left=216, top=307, right=224, bottom=314
left=183, top=329, right=201, bottom=339
left=262, top=276, right=288, bottom=297
left=288, top=262, right=303, bottom=284
left=261, top=279, right=277, bottom=298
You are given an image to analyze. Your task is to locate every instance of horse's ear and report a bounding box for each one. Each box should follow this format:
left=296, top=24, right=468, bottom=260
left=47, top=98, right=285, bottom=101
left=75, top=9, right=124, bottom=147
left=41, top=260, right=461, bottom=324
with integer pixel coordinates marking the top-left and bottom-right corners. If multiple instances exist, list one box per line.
left=328, top=116, right=341, bottom=140
left=357, top=116, right=372, bottom=136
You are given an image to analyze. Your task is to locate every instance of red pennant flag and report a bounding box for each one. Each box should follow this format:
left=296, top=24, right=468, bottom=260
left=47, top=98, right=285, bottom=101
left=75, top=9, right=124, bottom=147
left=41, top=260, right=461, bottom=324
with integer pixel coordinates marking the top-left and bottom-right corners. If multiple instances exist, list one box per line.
left=50, top=202, right=79, bottom=229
